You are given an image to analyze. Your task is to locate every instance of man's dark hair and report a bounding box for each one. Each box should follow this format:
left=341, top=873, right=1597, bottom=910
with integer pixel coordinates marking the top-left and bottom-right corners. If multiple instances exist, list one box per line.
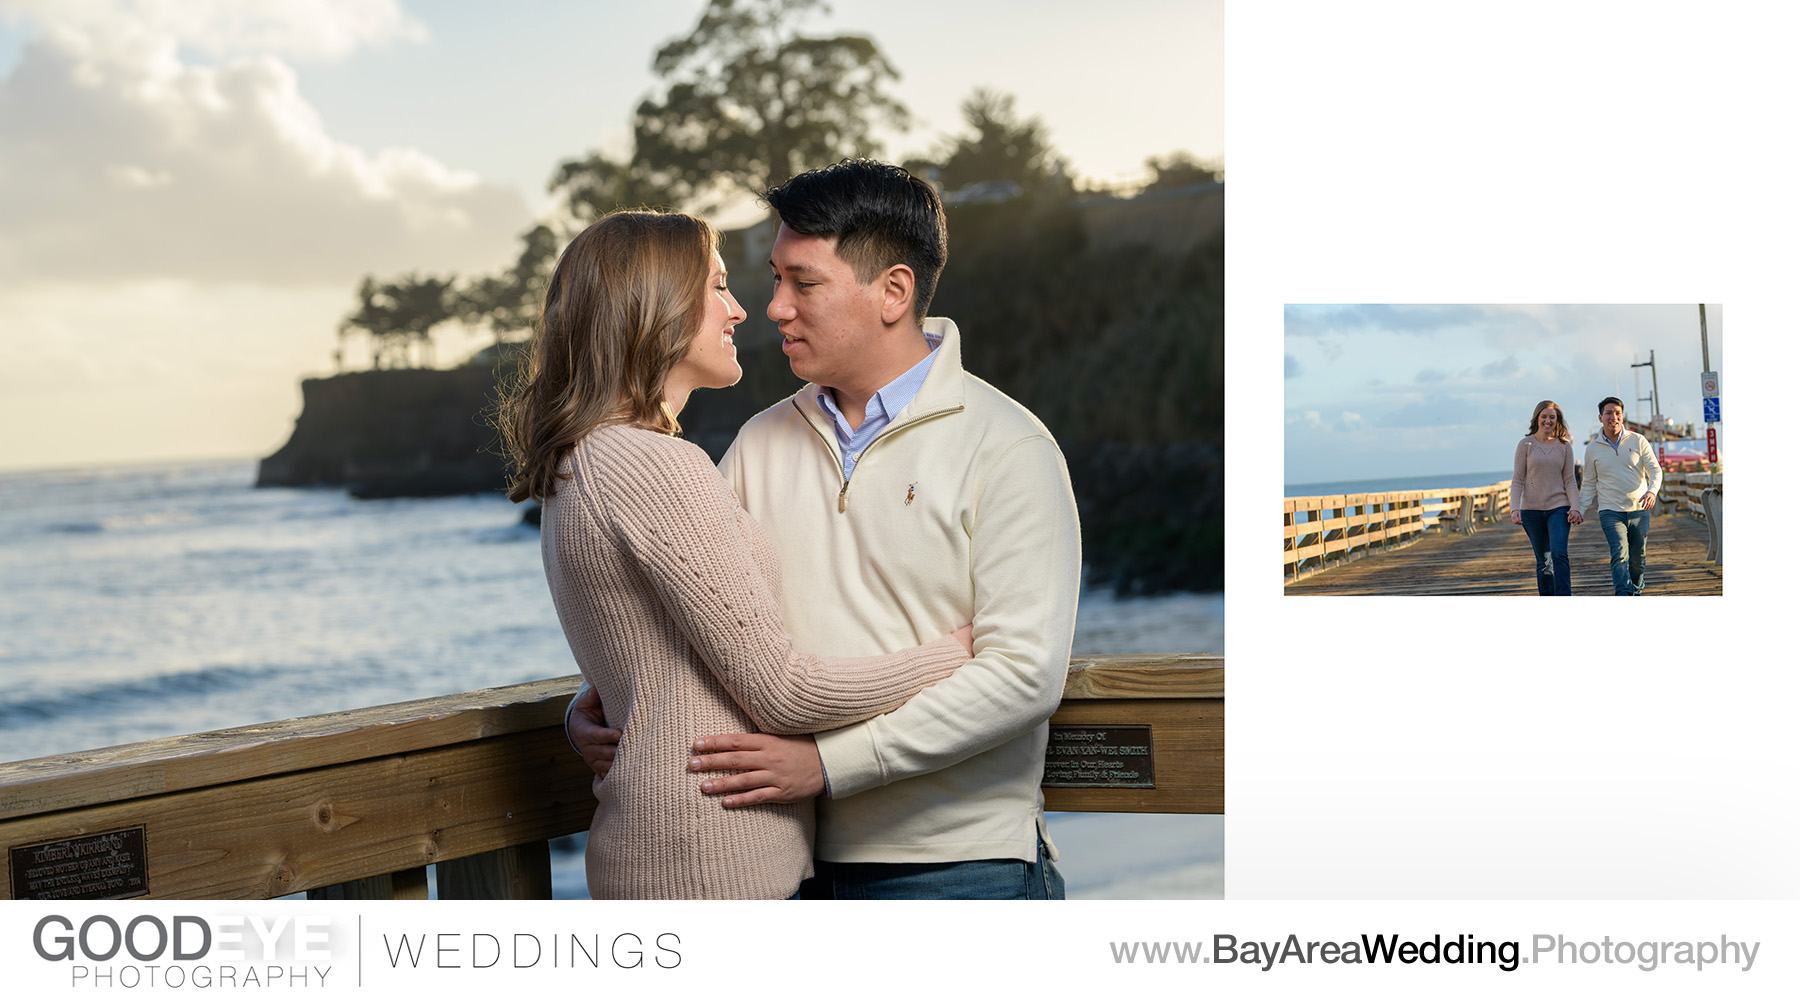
left=1598, top=396, right=1624, bottom=414
left=764, top=158, right=948, bottom=324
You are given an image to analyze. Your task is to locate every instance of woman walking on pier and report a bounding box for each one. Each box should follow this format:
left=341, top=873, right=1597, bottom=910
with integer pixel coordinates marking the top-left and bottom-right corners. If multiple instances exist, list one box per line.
left=1509, top=400, right=1583, bottom=595
left=502, top=211, right=973, bottom=898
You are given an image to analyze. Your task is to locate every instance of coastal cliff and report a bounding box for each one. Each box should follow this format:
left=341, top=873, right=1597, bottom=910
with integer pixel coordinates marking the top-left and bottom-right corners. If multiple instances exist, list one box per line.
left=256, top=367, right=508, bottom=499
left=258, top=192, right=1223, bottom=592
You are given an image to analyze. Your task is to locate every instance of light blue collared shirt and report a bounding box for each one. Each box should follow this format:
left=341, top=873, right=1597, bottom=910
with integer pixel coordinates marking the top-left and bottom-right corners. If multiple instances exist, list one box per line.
left=814, top=331, right=943, bottom=481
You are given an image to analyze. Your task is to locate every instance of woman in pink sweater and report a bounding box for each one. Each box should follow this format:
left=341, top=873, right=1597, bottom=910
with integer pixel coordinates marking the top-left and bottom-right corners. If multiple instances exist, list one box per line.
left=499, top=211, right=972, bottom=898
left=1508, top=399, right=1584, bottom=595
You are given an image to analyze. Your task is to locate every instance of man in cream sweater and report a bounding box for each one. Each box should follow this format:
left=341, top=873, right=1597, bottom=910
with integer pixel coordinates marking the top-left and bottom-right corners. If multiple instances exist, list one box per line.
left=1578, top=396, right=1663, bottom=596
left=570, top=159, right=1081, bottom=898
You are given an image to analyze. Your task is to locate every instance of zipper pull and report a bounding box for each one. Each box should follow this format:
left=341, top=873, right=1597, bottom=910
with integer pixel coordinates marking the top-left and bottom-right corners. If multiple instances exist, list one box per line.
left=838, top=481, right=848, bottom=513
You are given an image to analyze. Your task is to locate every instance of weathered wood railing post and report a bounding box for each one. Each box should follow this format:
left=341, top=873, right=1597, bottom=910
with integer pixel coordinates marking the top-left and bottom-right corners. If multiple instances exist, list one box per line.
left=436, top=845, right=552, bottom=900
left=1702, top=487, right=1722, bottom=565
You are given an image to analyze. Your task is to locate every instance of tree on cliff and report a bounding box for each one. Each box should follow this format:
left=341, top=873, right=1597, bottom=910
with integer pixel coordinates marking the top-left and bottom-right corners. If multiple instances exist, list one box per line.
left=625, top=0, right=908, bottom=207
left=338, top=274, right=456, bottom=370
left=548, top=153, right=677, bottom=225
left=1144, top=151, right=1222, bottom=192
left=929, top=88, right=1062, bottom=194
left=455, top=225, right=560, bottom=346
left=342, top=0, right=910, bottom=367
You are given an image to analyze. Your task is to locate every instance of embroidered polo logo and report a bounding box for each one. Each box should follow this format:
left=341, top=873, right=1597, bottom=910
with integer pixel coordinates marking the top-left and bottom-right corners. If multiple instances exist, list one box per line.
left=905, top=483, right=917, bottom=506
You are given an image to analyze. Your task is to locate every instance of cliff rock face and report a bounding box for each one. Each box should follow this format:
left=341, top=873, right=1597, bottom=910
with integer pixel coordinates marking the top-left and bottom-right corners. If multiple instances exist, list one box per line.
left=259, top=190, right=1225, bottom=590
left=256, top=367, right=508, bottom=498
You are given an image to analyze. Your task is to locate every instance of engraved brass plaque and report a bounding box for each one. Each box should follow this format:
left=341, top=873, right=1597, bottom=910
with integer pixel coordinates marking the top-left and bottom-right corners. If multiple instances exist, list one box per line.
left=1042, top=724, right=1154, bottom=788
left=10, top=827, right=149, bottom=901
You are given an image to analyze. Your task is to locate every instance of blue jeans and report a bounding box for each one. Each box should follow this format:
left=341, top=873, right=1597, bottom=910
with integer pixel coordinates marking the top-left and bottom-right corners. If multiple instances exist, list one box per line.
left=1518, top=507, right=1572, bottom=596
left=1598, top=508, right=1651, bottom=595
left=796, top=837, right=1065, bottom=899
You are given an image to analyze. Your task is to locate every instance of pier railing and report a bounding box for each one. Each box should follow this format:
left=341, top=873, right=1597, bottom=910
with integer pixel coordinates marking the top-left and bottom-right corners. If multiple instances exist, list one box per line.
left=1284, top=480, right=1510, bottom=581
left=1660, top=471, right=1723, bottom=564
left=0, top=656, right=1221, bottom=900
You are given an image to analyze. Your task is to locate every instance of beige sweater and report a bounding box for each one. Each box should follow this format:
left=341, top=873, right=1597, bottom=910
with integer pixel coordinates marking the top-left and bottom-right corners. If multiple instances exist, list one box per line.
left=540, top=425, right=967, bottom=899
left=1510, top=436, right=1578, bottom=511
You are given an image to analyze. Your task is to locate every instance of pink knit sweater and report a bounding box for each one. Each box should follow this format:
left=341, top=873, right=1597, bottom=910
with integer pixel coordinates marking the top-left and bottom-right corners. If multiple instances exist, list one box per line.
left=540, top=424, right=967, bottom=899
left=1510, top=435, right=1579, bottom=511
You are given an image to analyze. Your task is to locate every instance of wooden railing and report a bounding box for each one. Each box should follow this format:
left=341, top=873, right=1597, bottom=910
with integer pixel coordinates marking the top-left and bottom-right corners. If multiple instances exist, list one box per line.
left=1660, top=471, right=1723, bottom=565
left=1284, top=480, right=1510, bottom=581
left=0, top=656, right=1221, bottom=900
left=1659, top=471, right=1720, bottom=518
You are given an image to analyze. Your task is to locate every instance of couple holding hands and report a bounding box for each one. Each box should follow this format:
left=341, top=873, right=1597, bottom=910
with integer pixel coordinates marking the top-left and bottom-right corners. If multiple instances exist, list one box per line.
left=1510, top=397, right=1664, bottom=597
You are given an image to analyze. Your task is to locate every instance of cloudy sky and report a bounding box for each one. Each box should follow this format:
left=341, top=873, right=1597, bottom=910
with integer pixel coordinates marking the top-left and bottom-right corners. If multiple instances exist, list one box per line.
left=0, top=0, right=1223, bottom=471
left=1284, top=304, right=1724, bottom=486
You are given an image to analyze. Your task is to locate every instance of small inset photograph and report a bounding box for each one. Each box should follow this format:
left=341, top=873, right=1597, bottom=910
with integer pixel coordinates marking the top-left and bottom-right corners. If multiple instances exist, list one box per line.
left=1283, top=304, right=1722, bottom=596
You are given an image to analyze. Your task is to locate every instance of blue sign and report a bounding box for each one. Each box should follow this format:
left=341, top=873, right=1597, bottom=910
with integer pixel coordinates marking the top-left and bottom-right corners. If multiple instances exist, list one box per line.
left=1704, top=398, right=1720, bottom=423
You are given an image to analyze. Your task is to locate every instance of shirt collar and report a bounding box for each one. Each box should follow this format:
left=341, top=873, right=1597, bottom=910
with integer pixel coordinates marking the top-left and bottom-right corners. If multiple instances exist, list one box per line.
left=813, top=330, right=944, bottom=425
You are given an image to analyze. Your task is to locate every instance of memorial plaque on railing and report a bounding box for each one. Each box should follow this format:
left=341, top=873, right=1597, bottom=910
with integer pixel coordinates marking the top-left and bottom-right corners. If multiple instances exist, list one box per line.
left=10, top=827, right=149, bottom=900
left=1042, top=725, right=1154, bottom=788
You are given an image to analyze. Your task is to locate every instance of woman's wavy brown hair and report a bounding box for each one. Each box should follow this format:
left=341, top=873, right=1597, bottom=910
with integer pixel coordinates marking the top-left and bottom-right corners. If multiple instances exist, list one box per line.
left=501, top=210, right=719, bottom=502
left=1526, top=399, right=1572, bottom=443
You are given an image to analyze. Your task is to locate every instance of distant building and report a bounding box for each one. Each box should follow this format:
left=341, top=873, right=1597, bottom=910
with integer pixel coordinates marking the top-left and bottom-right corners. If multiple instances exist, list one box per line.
left=1075, top=181, right=1224, bottom=254
left=942, top=179, right=1024, bottom=205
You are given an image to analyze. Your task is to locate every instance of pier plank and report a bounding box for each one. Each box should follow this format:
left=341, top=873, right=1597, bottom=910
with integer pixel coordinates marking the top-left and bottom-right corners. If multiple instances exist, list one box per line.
left=1062, top=656, right=1222, bottom=699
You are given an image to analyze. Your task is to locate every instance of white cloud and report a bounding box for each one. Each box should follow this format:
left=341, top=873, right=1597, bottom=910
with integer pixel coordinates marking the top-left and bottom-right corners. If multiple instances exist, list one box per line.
left=2, top=0, right=426, bottom=62
left=1480, top=355, right=1521, bottom=379
left=0, top=1, right=526, bottom=285
left=107, top=163, right=173, bottom=188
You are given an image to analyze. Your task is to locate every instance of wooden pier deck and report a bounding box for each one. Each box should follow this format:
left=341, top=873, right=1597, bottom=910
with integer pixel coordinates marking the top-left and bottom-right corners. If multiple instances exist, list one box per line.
left=1285, top=511, right=1721, bottom=596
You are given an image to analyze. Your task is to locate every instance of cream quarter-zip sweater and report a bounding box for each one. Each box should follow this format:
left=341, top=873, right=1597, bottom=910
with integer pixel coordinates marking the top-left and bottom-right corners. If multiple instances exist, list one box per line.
left=1578, top=429, right=1663, bottom=513
left=720, top=317, right=1082, bottom=865
left=542, top=425, right=969, bottom=898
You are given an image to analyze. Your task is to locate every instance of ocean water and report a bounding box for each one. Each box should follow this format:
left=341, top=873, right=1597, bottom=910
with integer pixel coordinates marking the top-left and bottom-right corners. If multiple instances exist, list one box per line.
left=1285, top=470, right=1513, bottom=498
left=0, top=459, right=1222, bottom=899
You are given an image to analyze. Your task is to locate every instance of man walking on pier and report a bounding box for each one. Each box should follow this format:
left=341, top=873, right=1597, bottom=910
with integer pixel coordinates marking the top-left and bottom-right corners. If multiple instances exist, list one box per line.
left=1578, top=396, right=1662, bottom=595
